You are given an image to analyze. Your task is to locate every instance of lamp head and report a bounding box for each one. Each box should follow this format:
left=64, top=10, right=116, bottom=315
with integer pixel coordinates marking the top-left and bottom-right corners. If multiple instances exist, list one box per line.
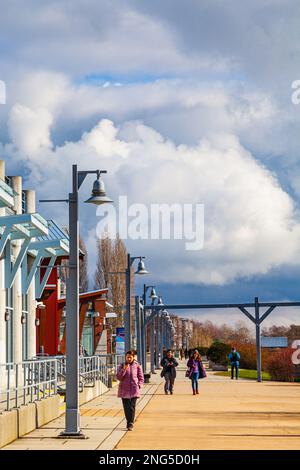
left=135, top=258, right=149, bottom=275
left=149, top=287, right=157, bottom=300
left=85, top=176, right=113, bottom=205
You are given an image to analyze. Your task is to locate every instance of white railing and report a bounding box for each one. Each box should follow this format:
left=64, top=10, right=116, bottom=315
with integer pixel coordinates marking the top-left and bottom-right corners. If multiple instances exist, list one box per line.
left=0, top=355, right=113, bottom=413
left=54, top=355, right=109, bottom=387
left=0, top=358, right=57, bottom=412
left=97, top=354, right=124, bottom=374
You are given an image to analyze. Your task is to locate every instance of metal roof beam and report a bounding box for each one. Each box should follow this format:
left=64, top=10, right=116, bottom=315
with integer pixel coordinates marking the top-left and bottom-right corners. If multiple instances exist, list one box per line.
left=29, top=239, right=69, bottom=253
left=22, top=249, right=45, bottom=295
left=35, top=256, right=57, bottom=299
left=0, top=224, right=12, bottom=257
left=5, top=238, right=31, bottom=289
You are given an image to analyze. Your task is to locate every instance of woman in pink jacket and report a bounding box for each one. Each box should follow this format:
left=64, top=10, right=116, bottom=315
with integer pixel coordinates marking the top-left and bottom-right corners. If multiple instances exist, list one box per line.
left=116, top=350, right=144, bottom=431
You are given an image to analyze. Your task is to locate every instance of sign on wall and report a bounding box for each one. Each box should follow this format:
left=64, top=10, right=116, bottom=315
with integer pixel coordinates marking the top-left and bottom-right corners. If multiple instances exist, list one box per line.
left=116, top=327, right=125, bottom=355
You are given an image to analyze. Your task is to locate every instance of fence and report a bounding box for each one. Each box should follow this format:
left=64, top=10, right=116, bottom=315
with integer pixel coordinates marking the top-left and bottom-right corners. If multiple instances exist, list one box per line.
left=53, top=355, right=110, bottom=388
left=0, top=358, right=57, bottom=412
left=0, top=354, right=114, bottom=413
left=97, top=354, right=124, bottom=374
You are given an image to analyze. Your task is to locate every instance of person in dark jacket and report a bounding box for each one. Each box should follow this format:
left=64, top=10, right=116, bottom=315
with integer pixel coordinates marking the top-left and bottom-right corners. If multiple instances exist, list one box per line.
left=160, top=349, right=178, bottom=394
left=187, top=349, right=206, bottom=395
left=228, top=347, right=240, bottom=380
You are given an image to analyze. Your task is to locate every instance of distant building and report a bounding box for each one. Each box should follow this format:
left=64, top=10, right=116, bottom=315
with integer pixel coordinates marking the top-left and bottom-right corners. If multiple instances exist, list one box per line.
left=261, top=336, right=288, bottom=348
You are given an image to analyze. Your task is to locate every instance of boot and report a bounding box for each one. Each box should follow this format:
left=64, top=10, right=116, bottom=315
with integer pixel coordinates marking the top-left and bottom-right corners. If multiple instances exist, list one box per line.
left=193, top=390, right=196, bottom=395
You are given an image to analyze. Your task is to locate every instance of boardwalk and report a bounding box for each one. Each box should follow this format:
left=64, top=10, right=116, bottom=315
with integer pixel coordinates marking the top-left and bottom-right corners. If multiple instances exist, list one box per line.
left=3, top=361, right=300, bottom=450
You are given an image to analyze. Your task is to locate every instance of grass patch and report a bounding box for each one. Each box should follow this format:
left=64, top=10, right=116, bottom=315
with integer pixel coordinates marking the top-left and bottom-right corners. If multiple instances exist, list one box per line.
left=214, top=369, right=271, bottom=380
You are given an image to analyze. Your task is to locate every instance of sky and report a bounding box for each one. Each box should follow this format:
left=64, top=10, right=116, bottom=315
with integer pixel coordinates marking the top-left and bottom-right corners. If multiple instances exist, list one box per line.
left=1, top=0, right=300, bottom=327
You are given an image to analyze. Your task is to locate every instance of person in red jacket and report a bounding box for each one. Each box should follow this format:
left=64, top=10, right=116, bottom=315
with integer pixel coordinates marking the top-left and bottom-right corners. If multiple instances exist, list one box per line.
left=116, top=350, right=144, bottom=431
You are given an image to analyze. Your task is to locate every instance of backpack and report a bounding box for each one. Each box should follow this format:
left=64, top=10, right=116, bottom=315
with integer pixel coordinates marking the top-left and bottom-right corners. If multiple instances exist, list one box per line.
left=231, top=352, right=238, bottom=362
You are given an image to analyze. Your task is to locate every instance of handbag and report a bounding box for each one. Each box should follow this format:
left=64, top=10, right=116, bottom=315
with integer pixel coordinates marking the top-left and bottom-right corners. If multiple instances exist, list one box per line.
left=185, top=368, right=190, bottom=378
left=199, top=361, right=207, bottom=379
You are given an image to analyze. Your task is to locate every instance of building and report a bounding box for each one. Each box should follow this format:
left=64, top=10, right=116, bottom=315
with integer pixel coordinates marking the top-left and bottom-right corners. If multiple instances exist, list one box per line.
left=0, top=160, right=115, bottom=447
left=34, top=222, right=110, bottom=357
left=0, top=160, right=72, bottom=365
left=56, top=289, right=109, bottom=356
left=0, top=158, right=114, bottom=364
left=1, top=162, right=53, bottom=364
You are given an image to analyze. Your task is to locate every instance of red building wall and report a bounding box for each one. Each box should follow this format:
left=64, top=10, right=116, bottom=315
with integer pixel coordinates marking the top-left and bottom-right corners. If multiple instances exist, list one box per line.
left=36, top=265, right=59, bottom=356
left=36, top=258, right=109, bottom=356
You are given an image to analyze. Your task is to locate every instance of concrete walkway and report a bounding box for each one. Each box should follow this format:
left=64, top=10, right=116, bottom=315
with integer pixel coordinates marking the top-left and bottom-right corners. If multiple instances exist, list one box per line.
left=3, top=361, right=300, bottom=450
left=117, top=364, right=300, bottom=450
left=2, top=370, right=162, bottom=450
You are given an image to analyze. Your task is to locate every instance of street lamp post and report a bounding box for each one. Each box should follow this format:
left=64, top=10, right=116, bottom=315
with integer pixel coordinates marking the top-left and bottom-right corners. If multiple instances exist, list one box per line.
left=142, top=285, right=157, bottom=373
left=40, top=164, right=113, bottom=437
left=125, top=255, right=149, bottom=353
left=66, top=165, right=113, bottom=436
left=156, top=296, right=164, bottom=368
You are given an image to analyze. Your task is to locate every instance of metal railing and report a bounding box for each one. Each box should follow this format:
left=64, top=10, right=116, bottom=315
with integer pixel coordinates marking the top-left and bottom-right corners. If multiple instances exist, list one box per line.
left=97, top=354, right=124, bottom=374
left=50, top=355, right=109, bottom=388
left=0, top=355, right=112, bottom=413
left=0, top=359, right=57, bottom=412
left=0, top=177, right=16, bottom=197
left=80, top=356, right=109, bottom=387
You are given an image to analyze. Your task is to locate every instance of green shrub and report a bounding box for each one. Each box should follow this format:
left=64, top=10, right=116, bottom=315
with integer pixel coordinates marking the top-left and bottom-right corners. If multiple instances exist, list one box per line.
left=207, top=341, right=231, bottom=365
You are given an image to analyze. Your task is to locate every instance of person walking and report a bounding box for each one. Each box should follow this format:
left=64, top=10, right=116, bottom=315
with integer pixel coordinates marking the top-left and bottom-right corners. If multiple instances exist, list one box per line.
left=116, top=350, right=144, bottom=431
left=160, top=349, right=178, bottom=395
left=187, top=349, right=206, bottom=395
left=228, top=347, right=240, bottom=380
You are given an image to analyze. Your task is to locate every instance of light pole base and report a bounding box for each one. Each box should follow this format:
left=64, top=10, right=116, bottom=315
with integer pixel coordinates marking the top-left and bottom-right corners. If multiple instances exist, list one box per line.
left=144, top=373, right=151, bottom=383
left=58, top=431, right=87, bottom=439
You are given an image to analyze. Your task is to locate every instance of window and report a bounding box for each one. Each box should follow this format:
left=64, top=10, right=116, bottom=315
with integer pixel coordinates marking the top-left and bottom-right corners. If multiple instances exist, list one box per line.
left=5, top=176, right=11, bottom=187
left=82, top=316, right=94, bottom=356
left=21, top=190, right=26, bottom=214
left=5, top=287, right=13, bottom=363
left=59, top=309, right=66, bottom=342
left=22, top=294, right=29, bottom=361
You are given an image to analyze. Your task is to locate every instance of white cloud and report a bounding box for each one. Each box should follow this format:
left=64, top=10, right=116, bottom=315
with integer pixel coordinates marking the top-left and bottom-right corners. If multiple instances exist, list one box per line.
left=181, top=305, right=300, bottom=328
left=0, top=0, right=300, bottom=320
left=0, top=1, right=234, bottom=77
left=4, top=109, right=300, bottom=285
left=9, top=104, right=53, bottom=156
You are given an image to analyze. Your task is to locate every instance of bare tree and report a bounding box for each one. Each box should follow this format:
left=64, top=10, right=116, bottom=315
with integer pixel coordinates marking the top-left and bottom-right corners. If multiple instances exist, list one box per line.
left=94, top=234, right=128, bottom=327
left=190, top=319, right=253, bottom=348
left=110, top=235, right=127, bottom=327
left=94, top=235, right=113, bottom=289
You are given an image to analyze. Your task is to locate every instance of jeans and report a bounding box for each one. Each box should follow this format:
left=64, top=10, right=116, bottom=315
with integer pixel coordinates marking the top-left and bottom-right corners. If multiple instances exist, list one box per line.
left=191, top=372, right=199, bottom=391
left=122, top=397, right=137, bottom=427
left=164, top=372, right=175, bottom=393
left=231, top=363, right=239, bottom=379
